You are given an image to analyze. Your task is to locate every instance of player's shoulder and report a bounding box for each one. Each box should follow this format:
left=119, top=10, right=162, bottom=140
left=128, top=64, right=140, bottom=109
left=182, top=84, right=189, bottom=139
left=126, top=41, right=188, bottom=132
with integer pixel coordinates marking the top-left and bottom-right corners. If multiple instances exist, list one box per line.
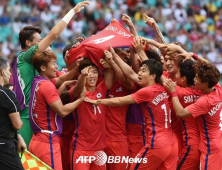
left=38, top=80, right=55, bottom=89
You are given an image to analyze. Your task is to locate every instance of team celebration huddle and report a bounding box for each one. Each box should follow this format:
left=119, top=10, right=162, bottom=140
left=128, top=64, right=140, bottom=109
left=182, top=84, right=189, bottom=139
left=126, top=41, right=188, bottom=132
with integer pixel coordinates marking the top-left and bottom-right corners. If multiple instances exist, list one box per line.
left=0, top=1, right=222, bottom=170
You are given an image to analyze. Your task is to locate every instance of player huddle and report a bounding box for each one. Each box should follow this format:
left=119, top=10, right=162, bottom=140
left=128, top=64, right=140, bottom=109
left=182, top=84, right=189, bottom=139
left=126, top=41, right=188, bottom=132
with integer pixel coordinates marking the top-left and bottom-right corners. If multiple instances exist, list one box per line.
left=13, top=1, right=222, bottom=170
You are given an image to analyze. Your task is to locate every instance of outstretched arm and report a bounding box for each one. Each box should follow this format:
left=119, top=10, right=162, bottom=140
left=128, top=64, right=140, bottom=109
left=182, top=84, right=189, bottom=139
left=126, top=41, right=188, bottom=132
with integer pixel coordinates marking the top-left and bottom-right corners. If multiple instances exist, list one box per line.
left=84, top=95, right=135, bottom=106
left=50, top=88, right=86, bottom=117
left=38, top=1, right=89, bottom=52
left=54, top=66, right=79, bottom=88
left=24, top=1, right=89, bottom=64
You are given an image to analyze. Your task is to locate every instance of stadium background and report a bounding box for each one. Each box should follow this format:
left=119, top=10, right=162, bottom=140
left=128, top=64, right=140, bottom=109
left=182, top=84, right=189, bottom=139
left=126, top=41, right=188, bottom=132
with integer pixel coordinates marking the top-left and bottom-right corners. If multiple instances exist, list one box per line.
left=0, top=0, right=222, bottom=83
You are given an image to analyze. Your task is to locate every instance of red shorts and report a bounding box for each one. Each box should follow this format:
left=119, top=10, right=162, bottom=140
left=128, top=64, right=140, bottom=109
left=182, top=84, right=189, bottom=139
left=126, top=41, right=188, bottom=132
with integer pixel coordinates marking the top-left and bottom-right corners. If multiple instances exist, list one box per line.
left=130, top=142, right=178, bottom=170
left=127, top=135, right=145, bottom=159
left=200, top=151, right=222, bottom=170
left=69, top=149, right=106, bottom=170
left=29, top=139, right=62, bottom=170
left=177, top=145, right=200, bottom=170
left=105, top=141, right=129, bottom=170
left=60, top=119, right=75, bottom=170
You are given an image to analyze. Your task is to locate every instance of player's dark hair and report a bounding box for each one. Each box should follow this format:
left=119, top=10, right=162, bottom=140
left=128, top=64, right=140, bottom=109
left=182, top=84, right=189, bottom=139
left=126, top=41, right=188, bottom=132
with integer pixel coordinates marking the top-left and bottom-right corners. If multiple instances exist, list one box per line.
left=19, top=26, right=41, bottom=49
left=62, top=44, right=73, bottom=58
left=179, top=59, right=196, bottom=86
left=141, top=59, right=163, bottom=83
left=32, top=51, right=57, bottom=73
left=78, top=58, right=98, bottom=74
left=194, top=62, right=220, bottom=88
left=0, top=57, right=8, bottom=72
left=145, top=47, right=161, bottom=62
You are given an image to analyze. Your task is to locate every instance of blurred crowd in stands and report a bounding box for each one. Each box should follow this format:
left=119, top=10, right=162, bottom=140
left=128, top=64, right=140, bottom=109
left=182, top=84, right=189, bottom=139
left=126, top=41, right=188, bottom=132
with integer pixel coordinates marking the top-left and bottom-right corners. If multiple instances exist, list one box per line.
left=0, top=0, right=222, bottom=74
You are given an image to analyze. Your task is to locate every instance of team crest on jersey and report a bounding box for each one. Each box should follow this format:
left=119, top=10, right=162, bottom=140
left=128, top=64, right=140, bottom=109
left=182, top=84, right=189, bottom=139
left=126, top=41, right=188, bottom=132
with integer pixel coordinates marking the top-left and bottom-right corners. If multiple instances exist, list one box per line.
left=116, top=87, right=122, bottom=92
left=97, top=93, right=102, bottom=98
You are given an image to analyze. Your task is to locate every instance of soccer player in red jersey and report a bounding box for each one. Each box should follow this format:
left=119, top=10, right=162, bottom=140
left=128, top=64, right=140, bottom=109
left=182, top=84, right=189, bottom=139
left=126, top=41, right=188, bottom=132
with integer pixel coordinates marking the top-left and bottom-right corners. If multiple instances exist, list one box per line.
left=165, top=59, right=202, bottom=169
left=69, top=57, right=114, bottom=170
left=100, top=46, right=135, bottom=170
left=164, top=60, right=222, bottom=170
left=29, top=51, right=85, bottom=170
left=85, top=59, right=178, bottom=170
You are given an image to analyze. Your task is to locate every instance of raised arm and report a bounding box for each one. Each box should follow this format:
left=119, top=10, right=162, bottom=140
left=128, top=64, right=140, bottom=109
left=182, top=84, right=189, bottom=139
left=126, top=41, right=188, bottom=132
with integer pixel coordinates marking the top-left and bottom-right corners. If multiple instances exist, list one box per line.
left=84, top=95, right=135, bottom=106
left=163, top=79, right=191, bottom=117
left=131, top=36, right=148, bottom=62
left=105, top=46, right=134, bottom=90
left=122, top=14, right=138, bottom=36
left=143, top=14, right=166, bottom=44
left=23, top=1, right=89, bottom=64
left=111, top=46, right=139, bottom=84
left=103, top=59, right=114, bottom=90
left=38, top=1, right=89, bottom=52
left=71, top=67, right=90, bottom=98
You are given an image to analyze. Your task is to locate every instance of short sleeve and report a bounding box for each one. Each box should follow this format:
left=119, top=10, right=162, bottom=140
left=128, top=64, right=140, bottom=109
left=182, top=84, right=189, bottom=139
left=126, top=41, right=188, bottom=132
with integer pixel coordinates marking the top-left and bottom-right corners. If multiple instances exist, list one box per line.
left=0, top=89, right=21, bottom=114
left=186, top=96, right=209, bottom=118
left=131, top=87, right=152, bottom=104
left=19, top=44, right=39, bottom=64
left=40, top=81, right=60, bottom=105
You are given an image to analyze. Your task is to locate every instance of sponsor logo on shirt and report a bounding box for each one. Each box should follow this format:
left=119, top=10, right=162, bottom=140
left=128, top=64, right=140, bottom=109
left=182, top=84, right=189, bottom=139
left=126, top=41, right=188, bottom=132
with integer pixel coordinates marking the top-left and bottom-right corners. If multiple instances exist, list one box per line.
left=109, top=95, right=114, bottom=98
left=96, top=93, right=102, bottom=98
left=151, top=92, right=168, bottom=105
left=76, top=151, right=147, bottom=165
left=208, top=102, right=222, bottom=116
left=116, top=87, right=122, bottom=92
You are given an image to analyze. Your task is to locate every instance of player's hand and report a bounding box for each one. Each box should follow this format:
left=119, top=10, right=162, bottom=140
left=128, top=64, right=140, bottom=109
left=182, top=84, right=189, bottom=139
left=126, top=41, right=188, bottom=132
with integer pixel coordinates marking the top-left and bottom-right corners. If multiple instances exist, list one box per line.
left=81, top=66, right=91, bottom=76
left=76, top=35, right=86, bottom=42
left=65, top=80, right=77, bottom=86
left=160, top=44, right=185, bottom=56
left=73, top=1, right=90, bottom=13
left=100, top=58, right=111, bottom=68
left=176, top=52, right=194, bottom=61
left=104, top=50, right=114, bottom=64
left=163, top=79, right=176, bottom=92
left=84, top=97, right=99, bottom=105
left=80, top=87, right=86, bottom=99
left=131, top=36, right=146, bottom=53
left=122, top=14, right=133, bottom=27
left=143, top=14, right=158, bottom=28
left=17, top=134, right=26, bottom=154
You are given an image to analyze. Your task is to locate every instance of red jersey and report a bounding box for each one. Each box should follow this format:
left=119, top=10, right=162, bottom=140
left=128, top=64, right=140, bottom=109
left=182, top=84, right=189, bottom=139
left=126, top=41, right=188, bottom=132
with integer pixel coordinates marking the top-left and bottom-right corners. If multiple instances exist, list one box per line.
left=131, top=84, right=176, bottom=148
left=32, top=80, right=61, bottom=143
left=69, top=81, right=108, bottom=151
left=106, top=81, right=130, bottom=142
left=163, top=71, right=182, bottom=140
left=187, top=84, right=222, bottom=154
left=163, top=71, right=176, bottom=82
left=176, top=86, right=202, bottom=146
